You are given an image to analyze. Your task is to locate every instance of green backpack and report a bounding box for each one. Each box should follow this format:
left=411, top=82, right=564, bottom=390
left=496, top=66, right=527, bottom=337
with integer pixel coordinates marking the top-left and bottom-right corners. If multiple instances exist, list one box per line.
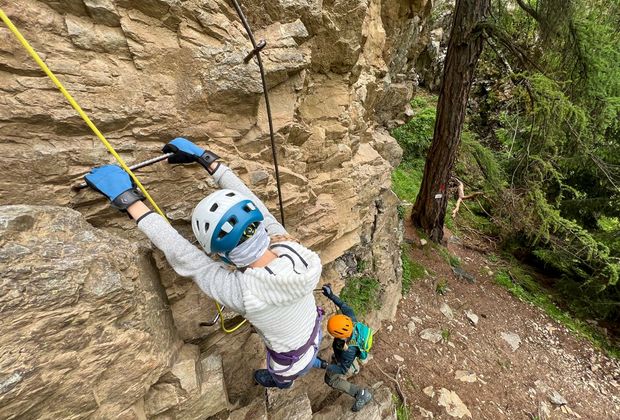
left=349, top=322, right=374, bottom=360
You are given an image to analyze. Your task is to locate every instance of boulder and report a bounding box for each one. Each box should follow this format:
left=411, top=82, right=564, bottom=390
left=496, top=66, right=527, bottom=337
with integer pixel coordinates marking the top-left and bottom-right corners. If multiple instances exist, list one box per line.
left=0, top=205, right=179, bottom=419
left=150, top=353, right=229, bottom=419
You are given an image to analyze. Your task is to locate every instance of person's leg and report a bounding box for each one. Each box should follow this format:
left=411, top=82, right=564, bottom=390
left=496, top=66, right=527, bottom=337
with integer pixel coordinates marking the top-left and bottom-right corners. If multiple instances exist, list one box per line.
left=324, top=370, right=361, bottom=397
left=325, top=369, right=372, bottom=412
left=312, top=356, right=328, bottom=369
left=254, top=369, right=293, bottom=389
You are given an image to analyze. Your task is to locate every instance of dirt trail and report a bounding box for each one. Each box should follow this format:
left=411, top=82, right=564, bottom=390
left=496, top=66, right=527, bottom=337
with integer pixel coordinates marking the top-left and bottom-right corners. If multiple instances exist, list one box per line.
left=358, top=222, right=620, bottom=419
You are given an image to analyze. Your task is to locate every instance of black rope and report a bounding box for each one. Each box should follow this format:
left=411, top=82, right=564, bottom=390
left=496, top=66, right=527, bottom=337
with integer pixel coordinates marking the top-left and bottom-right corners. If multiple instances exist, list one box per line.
left=229, top=0, right=286, bottom=228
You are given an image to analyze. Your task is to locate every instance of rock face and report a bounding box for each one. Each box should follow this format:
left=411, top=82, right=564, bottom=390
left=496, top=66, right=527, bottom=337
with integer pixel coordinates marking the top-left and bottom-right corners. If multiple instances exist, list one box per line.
left=0, top=0, right=429, bottom=340
left=0, top=0, right=435, bottom=418
left=0, top=205, right=178, bottom=419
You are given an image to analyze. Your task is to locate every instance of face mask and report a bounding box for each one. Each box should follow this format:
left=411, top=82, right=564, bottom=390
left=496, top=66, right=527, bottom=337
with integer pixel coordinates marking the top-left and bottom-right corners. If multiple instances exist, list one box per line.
left=223, top=222, right=269, bottom=267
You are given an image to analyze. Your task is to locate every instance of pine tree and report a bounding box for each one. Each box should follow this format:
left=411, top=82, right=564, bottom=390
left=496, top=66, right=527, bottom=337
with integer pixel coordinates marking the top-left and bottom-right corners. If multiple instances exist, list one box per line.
left=411, top=0, right=491, bottom=242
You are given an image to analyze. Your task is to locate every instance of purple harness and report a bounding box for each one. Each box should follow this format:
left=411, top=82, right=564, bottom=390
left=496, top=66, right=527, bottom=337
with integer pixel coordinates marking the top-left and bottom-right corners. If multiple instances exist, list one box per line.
left=266, top=307, right=323, bottom=381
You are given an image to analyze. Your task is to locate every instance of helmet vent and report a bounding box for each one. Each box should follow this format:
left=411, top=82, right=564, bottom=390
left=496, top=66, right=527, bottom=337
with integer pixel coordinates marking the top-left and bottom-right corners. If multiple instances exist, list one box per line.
left=221, top=221, right=234, bottom=233
left=210, top=203, right=219, bottom=212
left=226, top=192, right=236, bottom=197
left=204, top=222, right=210, bottom=232
left=218, top=230, right=227, bottom=239
left=228, top=217, right=237, bottom=226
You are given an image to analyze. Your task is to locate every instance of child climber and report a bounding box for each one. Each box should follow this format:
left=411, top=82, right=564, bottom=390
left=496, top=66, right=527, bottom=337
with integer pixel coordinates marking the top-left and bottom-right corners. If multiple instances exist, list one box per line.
left=320, top=285, right=373, bottom=412
left=84, top=138, right=323, bottom=389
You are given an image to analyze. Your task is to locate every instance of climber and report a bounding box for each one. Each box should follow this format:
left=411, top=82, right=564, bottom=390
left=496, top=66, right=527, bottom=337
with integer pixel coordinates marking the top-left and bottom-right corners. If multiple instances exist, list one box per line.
left=319, top=285, right=374, bottom=412
left=84, top=137, right=323, bottom=390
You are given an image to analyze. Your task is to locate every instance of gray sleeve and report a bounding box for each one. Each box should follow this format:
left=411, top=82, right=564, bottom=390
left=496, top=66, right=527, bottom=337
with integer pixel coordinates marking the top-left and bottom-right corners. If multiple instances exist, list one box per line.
left=211, top=164, right=287, bottom=236
left=137, top=213, right=246, bottom=314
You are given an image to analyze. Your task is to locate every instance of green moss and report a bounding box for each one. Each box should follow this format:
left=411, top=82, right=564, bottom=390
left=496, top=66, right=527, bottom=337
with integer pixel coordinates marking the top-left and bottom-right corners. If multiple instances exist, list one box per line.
left=340, top=276, right=382, bottom=317
left=401, top=243, right=426, bottom=294
left=436, top=279, right=449, bottom=295
left=391, top=95, right=438, bottom=161
left=392, top=159, right=425, bottom=203
left=441, top=328, right=451, bottom=342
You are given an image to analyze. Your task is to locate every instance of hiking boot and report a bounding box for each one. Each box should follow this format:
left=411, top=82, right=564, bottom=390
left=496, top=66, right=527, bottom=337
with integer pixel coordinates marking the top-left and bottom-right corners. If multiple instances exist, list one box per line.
left=351, top=388, right=372, bottom=412
left=318, top=357, right=329, bottom=369
left=253, top=369, right=292, bottom=389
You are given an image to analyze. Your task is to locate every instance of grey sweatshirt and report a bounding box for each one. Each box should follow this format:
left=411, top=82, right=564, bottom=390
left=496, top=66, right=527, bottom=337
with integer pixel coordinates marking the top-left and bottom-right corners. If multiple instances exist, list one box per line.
left=137, top=164, right=322, bottom=376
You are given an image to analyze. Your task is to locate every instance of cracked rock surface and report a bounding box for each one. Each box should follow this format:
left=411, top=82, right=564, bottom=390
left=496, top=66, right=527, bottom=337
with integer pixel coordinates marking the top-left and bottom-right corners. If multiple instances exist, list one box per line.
left=0, top=0, right=435, bottom=418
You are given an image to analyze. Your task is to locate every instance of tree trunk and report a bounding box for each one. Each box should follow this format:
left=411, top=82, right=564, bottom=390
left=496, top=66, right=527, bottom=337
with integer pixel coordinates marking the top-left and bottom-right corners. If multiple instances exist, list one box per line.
left=411, top=0, right=490, bottom=243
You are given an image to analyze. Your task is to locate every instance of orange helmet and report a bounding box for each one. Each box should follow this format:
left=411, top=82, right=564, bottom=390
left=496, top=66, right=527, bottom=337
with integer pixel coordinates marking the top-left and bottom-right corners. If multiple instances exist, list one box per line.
left=327, top=314, right=354, bottom=339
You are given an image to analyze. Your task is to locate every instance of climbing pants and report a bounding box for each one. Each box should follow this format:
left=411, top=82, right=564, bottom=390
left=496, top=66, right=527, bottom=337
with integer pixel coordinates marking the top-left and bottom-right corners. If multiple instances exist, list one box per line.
left=325, top=369, right=361, bottom=398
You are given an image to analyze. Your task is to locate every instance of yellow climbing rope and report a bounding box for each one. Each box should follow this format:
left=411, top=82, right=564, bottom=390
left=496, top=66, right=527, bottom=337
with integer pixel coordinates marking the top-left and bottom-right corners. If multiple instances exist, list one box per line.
left=217, top=302, right=247, bottom=333
left=0, top=8, right=166, bottom=220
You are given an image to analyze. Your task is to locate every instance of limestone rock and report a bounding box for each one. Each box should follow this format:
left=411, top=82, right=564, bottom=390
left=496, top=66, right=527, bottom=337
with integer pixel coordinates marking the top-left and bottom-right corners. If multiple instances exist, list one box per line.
left=228, top=396, right=267, bottom=420
left=548, top=390, right=568, bottom=406
left=454, top=370, right=477, bottom=383
left=420, top=328, right=443, bottom=344
left=0, top=205, right=178, bottom=419
left=465, top=310, right=479, bottom=326
left=83, top=0, right=121, bottom=27
left=417, top=405, right=435, bottom=418
left=501, top=332, right=522, bottom=351
left=269, top=392, right=313, bottom=420
left=0, top=0, right=435, bottom=417
left=150, top=353, right=229, bottom=420
left=203, top=328, right=266, bottom=407
left=170, top=344, right=201, bottom=394
left=440, top=303, right=454, bottom=320
left=370, top=129, right=404, bottom=168
left=145, top=380, right=187, bottom=416
left=65, top=15, right=128, bottom=53
left=437, top=388, right=472, bottom=418
left=539, top=401, right=551, bottom=419
left=0, top=0, right=431, bottom=348
left=312, top=385, right=396, bottom=419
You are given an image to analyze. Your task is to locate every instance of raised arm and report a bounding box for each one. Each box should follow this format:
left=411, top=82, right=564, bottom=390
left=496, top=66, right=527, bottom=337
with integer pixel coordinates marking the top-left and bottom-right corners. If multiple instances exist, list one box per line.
left=162, top=137, right=287, bottom=237
left=84, top=165, right=246, bottom=314
left=321, top=285, right=357, bottom=322
left=133, top=207, right=246, bottom=314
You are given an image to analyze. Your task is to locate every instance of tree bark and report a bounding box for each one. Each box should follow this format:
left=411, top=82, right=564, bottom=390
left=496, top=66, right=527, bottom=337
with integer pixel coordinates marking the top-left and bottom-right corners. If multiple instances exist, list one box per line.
left=411, top=0, right=490, bottom=242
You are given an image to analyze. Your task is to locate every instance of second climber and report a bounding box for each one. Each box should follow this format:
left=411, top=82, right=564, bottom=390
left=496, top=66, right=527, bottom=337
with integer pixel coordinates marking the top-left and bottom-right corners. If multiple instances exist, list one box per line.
left=320, top=285, right=374, bottom=412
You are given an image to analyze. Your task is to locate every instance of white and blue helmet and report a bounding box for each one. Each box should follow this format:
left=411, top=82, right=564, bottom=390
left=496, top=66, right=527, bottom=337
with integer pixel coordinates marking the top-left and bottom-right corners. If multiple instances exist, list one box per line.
left=191, top=189, right=264, bottom=254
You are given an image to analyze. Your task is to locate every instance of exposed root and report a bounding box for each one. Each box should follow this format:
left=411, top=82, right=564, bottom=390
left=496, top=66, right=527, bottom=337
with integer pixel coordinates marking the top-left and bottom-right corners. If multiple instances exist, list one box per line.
left=377, top=365, right=407, bottom=408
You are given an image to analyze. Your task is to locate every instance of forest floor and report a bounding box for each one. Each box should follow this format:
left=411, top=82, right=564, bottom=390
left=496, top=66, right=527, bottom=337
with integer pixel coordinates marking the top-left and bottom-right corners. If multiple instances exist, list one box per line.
left=357, top=218, right=620, bottom=420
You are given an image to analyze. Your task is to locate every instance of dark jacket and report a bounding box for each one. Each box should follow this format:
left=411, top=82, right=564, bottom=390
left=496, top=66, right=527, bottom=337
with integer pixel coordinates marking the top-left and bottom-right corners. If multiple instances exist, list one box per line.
left=326, top=293, right=360, bottom=375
